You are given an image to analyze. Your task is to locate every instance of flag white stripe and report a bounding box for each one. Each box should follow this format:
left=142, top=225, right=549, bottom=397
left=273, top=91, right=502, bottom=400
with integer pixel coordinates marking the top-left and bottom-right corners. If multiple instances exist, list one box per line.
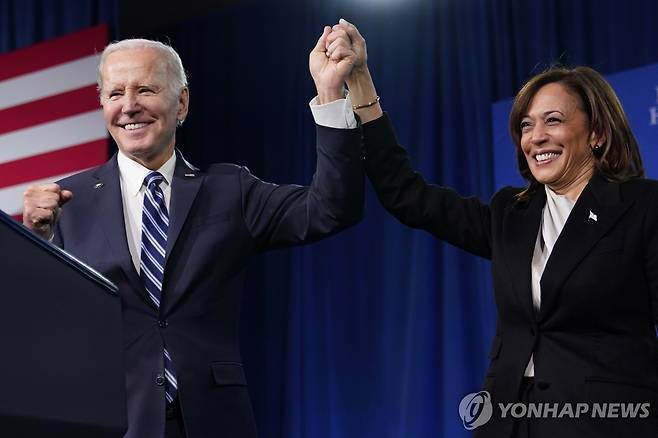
left=0, top=169, right=91, bottom=215
left=0, top=110, right=106, bottom=163
left=0, top=55, right=101, bottom=110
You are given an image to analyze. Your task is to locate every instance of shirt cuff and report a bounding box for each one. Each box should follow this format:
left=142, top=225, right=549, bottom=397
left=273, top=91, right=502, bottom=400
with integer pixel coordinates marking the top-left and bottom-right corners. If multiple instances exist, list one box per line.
left=309, top=94, right=358, bottom=129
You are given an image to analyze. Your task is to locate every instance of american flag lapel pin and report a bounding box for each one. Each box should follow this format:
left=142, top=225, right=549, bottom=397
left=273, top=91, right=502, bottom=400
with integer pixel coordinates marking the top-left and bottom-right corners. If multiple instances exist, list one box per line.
left=588, top=210, right=598, bottom=222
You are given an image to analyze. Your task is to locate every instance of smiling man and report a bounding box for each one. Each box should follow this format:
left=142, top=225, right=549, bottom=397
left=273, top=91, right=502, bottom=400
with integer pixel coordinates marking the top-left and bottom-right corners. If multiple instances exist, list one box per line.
left=22, top=29, right=363, bottom=438
left=101, top=43, right=189, bottom=170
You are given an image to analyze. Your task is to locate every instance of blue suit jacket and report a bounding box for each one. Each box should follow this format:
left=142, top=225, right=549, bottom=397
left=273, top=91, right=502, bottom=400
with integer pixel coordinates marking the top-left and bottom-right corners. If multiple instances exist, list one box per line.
left=53, top=125, right=364, bottom=438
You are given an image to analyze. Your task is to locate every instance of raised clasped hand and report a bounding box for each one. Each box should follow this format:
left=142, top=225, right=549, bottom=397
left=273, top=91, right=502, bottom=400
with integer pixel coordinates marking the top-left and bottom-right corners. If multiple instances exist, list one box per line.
left=328, top=19, right=367, bottom=78
left=310, top=20, right=359, bottom=103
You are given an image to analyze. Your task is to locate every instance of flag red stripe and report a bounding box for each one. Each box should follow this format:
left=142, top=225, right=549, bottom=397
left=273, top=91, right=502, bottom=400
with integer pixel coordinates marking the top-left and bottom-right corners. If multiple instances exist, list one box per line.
left=0, top=140, right=107, bottom=189
left=0, top=85, right=101, bottom=135
left=0, top=24, right=108, bottom=81
left=12, top=214, right=22, bottom=222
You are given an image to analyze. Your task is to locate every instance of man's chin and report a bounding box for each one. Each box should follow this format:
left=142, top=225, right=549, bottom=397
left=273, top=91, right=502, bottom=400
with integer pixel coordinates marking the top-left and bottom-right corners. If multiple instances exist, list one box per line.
left=117, top=143, right=155, bottom=157
left=118, top=144, right=175, bottom=169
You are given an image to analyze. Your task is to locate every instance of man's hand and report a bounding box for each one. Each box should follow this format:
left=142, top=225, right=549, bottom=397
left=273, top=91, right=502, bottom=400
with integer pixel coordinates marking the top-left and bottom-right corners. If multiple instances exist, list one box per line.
left=309, top=25, right=357, bottom=104
left=23, top=184, right=73, bottom=239
left=328, top=19, right=367, bottom=77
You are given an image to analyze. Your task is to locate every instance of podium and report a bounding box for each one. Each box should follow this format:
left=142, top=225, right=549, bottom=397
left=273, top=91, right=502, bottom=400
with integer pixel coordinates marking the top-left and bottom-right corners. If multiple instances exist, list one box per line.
left=0, top=211, right=127, bottom=437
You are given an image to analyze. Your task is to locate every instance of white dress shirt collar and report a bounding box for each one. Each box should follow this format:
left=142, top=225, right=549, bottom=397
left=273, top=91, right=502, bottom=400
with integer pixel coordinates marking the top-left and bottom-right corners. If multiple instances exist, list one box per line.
left=117, top=149, right=177, bottom=195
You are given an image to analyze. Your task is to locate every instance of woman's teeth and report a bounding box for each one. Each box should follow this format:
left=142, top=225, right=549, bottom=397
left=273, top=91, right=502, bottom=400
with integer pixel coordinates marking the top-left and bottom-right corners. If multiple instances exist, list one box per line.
left=535, top=152, right=560, bottom=162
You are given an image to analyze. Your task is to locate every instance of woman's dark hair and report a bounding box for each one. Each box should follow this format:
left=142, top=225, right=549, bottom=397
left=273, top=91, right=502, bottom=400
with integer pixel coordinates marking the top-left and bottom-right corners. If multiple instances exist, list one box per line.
left=508, top=66, right=644, bottom=200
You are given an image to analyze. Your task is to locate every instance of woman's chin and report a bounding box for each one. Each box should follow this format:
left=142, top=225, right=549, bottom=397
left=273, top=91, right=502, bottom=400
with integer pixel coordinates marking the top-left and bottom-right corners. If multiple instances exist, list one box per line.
left=530, top=169, right=559, bottom=186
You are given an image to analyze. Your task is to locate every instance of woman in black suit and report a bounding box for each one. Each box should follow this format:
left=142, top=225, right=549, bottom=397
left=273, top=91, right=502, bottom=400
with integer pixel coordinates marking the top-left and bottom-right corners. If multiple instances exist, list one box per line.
left=326, top=20, right=658, bottom=438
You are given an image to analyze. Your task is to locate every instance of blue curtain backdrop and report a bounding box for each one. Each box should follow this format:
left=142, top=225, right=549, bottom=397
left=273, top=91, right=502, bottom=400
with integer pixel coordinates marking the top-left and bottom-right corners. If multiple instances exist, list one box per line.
left=0, top=0, right=117, bottom=51
left=3, top=1, right=658, bottom=437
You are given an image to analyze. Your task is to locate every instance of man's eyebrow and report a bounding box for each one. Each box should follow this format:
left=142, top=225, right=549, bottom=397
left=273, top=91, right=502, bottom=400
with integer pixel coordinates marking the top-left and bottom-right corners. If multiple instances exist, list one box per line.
left=137, top=83, right=163, bottom=89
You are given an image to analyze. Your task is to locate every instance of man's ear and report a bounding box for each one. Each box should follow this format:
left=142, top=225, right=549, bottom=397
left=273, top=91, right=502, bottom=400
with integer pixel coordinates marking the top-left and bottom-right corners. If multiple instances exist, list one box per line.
left=177, top=87, right=189, bottom=122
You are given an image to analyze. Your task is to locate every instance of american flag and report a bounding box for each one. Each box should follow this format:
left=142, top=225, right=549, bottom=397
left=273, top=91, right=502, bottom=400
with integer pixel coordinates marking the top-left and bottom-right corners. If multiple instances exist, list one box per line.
left=0, top=25, right=109, bottom=221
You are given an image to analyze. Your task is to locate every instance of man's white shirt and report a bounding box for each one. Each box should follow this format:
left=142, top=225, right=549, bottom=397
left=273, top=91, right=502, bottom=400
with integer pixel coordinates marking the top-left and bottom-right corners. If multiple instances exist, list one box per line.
left=117, top=150, right=176, bottom=273
left=309, top=94, right=357, bottom=129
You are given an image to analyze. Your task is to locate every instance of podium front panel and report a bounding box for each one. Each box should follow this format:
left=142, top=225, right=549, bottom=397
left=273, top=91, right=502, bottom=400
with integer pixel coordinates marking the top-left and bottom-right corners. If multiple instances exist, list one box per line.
left=0, top=211, right=127, bottom=437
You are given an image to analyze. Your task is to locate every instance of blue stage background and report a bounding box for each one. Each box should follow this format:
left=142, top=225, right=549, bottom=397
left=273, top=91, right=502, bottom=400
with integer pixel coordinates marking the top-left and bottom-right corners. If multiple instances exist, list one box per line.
left=2, top=1, right=658, bottom=437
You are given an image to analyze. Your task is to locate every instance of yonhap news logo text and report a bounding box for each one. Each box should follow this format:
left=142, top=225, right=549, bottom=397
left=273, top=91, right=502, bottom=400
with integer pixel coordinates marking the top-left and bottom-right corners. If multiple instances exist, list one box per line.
left=458, top=391, right=651, bottom=430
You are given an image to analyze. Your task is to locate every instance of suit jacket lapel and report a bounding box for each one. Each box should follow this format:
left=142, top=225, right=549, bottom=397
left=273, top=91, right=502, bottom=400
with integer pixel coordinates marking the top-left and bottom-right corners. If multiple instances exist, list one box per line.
left=91, top=156, right=147, bottom=301
left=502, top=187, right=546, bottom=319
left=162, top=152, right=203, bottom=310
left=165, top=152, right=203, bottom=264
left=538, top=174, right=633, bottom=321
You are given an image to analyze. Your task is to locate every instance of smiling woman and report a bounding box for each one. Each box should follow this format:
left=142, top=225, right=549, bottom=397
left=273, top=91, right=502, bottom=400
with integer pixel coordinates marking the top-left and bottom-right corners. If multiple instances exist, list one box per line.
left=329, top=19, right=658, bottom=438
left=509, top=66, right=644, bottom=203
left=517, top=83, right=596, bottom=200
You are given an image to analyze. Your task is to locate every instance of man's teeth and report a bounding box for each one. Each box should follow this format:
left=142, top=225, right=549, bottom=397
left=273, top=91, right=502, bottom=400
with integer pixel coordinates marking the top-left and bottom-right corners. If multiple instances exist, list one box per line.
left=124, top=123, right=147, bottom=130
left=535, top=152, right=560, bottom=162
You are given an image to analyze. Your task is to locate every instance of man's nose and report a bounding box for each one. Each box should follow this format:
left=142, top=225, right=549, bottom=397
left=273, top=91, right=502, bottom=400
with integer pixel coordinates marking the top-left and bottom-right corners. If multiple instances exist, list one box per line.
left=121, top=92, right=141, bottom=115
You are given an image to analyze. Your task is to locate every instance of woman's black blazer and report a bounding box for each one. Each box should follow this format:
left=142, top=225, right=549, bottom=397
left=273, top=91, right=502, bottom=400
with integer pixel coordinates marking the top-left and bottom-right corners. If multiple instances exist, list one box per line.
left=363, top=114, right=658, bottom=438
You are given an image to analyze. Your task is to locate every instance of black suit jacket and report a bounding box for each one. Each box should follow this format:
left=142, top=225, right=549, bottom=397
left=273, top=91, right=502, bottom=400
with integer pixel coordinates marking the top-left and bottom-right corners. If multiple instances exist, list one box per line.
left=363, top=114, right=658, bottom=438
left=52, top=125, right=364, bottom=438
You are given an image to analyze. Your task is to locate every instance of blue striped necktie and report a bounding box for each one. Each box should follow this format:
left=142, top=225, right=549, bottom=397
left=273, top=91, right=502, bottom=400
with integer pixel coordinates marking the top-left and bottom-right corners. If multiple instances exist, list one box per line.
left=140, top=171, right=178, bottom=404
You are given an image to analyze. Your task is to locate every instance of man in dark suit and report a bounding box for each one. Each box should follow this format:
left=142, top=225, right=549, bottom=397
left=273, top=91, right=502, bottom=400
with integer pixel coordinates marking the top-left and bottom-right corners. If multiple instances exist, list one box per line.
left=22, top=26, right=363, bottom=438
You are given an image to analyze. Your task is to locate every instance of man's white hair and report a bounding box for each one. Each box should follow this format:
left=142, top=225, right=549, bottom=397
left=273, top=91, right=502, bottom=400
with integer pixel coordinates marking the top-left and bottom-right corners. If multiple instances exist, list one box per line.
left=97, top=39, right=188, bottom=97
